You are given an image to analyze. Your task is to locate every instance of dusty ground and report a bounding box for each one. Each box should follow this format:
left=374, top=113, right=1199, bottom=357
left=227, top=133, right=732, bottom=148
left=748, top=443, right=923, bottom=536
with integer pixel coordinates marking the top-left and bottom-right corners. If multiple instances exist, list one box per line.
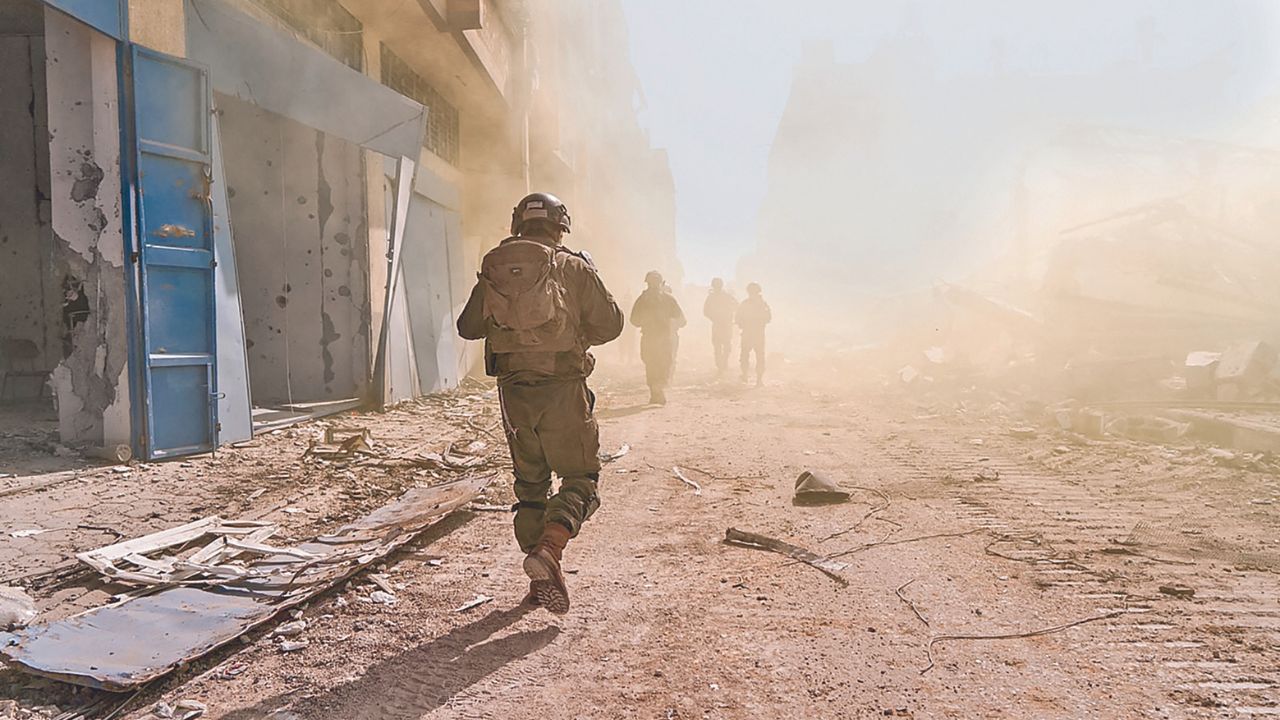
left=2, top=352, right=1280, bottom=719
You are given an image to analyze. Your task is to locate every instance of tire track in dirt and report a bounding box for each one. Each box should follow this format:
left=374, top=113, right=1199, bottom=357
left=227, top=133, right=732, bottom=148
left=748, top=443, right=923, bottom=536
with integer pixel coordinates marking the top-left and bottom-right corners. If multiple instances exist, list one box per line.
left=867, top=404, right=1280, bottom=718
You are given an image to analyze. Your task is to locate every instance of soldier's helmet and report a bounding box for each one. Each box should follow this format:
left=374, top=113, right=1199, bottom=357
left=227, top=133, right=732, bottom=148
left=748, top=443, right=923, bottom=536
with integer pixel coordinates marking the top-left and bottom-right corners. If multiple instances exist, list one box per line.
left=511, top=192, right=572, bottom=236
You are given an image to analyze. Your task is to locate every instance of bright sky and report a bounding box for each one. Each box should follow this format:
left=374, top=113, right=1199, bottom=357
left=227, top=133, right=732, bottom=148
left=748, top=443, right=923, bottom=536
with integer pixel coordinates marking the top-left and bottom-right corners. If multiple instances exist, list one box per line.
left=619, top=0, right=1280, bottom=285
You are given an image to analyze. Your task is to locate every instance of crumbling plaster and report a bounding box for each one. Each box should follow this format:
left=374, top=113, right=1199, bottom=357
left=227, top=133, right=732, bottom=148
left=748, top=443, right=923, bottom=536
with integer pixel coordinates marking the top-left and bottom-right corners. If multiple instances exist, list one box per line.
left=44, top=9, right=130, bottom=446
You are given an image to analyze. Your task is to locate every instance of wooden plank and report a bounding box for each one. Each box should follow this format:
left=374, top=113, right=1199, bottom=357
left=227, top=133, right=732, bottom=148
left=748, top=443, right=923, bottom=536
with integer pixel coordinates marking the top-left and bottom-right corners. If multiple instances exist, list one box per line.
left=77, top=517, right=222, bottom=566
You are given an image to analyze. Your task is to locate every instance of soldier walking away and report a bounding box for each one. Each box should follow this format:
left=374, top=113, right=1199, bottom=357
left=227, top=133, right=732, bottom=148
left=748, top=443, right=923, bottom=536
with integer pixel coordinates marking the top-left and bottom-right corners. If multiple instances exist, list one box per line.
left=736, top=282, right=771, bottom=386
left=702, top=277, right=738, bottom=378
left=457, top=192, right=623, bottom=614
left=630, top=270, right=686, bottom=405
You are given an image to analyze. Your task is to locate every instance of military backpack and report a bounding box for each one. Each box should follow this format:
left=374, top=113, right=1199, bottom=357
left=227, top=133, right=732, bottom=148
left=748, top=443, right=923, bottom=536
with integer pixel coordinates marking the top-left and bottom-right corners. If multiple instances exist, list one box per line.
left=480, top=239, right=579, bottom=354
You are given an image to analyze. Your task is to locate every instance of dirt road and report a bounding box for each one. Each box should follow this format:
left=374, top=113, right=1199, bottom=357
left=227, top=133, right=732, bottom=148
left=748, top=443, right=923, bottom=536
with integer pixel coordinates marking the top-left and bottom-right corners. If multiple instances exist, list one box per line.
left=4, top=355, right=1280, bottom=719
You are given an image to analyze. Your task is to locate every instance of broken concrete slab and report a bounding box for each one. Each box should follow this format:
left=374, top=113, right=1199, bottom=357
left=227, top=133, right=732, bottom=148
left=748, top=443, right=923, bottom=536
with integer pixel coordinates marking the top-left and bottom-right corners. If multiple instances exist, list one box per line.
left=1104, top=415, right=1191, bottom=444
left=1185, top=351, right=1221, bottom=397
left=1162, top=409, right=1280, bottom=454
left=1215, top=342, right=1277, bottom=401
left=0, top=474, right=490, bottom=691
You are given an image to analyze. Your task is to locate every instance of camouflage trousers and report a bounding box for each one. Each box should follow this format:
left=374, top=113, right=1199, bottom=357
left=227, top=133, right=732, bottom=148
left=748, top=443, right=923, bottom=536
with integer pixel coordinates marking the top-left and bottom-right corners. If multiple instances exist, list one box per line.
left=499, top=379, right=602, bottom=552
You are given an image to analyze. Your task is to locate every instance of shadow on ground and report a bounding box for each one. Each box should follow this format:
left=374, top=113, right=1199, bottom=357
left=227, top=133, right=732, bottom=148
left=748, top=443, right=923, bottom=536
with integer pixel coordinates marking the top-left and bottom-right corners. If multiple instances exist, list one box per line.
left=223, top=604, right=557, bottom=720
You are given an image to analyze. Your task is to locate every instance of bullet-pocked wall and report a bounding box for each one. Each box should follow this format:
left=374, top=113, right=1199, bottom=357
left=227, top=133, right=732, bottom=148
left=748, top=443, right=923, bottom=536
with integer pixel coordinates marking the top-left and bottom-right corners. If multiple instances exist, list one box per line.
left=43, top=8, right=130, bottom=446
left=0, top=4, right=58, bottom=384
left=217, top=93, right=371, bottom=406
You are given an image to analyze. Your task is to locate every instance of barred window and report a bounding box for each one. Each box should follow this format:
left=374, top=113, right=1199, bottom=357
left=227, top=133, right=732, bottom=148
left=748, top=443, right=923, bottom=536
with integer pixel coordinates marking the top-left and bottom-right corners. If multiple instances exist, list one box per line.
left=380, top=44, right=461, bottom=166
left=251, top=0, right=363, bottom=72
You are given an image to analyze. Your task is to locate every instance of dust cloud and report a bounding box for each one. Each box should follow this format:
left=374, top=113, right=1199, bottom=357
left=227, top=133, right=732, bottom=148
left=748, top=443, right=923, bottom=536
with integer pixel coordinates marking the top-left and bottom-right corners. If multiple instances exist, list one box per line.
left=657, top=1, right=1280, bottom=409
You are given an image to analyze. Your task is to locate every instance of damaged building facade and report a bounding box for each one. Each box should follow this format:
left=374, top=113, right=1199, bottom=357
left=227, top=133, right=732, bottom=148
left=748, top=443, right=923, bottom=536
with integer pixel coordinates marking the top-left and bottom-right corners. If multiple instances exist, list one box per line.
left=0, top=0, right=674, bottom=460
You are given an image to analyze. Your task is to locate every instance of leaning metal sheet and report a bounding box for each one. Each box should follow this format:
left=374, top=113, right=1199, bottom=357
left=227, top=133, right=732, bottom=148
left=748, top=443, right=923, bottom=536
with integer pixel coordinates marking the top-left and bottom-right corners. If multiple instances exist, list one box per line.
left=186, top=0, right=426, bottom=159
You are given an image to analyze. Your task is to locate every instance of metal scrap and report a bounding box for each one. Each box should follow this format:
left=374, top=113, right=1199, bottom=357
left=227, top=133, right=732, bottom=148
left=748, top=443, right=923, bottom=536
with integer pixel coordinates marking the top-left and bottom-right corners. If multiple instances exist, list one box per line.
left=724, top=527, right=848, bottom=586
left=1, top=474, right=491, bottom=691
left=304, top=427, right=374, bottom=461
left=75, top=518, right=279, bottom=587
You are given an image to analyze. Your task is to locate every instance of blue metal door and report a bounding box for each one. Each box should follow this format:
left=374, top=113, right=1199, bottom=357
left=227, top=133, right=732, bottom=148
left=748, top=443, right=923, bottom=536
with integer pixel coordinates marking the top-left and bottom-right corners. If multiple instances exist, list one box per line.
left=129, top=47, right=218, bottom=459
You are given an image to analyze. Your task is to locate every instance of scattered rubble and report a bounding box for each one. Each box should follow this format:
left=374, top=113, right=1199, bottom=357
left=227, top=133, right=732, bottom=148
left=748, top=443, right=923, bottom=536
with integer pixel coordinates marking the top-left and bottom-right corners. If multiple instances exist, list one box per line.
left=152, top=699, right=207, bottom=719
left=0, top=587, right=36, bottom=629
left=1, top=474, right=490, bottom=690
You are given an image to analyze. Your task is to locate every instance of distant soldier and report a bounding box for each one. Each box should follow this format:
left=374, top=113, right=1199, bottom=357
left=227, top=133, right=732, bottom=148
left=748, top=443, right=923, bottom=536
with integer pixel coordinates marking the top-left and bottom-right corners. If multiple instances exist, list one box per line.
left=457, top=192, right=623, bottom=614
left=702, top=278, right=738, bottom=377
left=736, top=282, right=771, bottom=386
left=630, top=270, right=686, bottom=405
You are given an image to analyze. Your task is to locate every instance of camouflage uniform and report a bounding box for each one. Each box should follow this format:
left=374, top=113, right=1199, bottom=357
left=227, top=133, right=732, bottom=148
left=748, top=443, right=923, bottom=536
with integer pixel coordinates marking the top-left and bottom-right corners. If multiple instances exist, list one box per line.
left=630, top=287, right=686, bottom=399
left=736, top=293, right=771, bottom=382
left=457, top=239, right=623, bottom=552
left=703, top=288, right=738, bottom=374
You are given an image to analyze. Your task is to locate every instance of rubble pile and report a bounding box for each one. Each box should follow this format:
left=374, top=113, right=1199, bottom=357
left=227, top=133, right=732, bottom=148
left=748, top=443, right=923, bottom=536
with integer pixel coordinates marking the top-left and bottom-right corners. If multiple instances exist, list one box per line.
left=886, top=200, right=1280, bottom=455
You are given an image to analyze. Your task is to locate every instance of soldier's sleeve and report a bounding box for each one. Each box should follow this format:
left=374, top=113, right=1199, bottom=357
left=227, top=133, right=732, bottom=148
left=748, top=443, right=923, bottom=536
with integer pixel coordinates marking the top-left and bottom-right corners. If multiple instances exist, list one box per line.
left=629, top=295, right=645, bottom=328
left=671, top=296, right=688, bottom=329
left=456, top=279, right=488, bottom=340
left=764, top=302, right=772, bottom=324
left=572, top=262, right=624, bottom=346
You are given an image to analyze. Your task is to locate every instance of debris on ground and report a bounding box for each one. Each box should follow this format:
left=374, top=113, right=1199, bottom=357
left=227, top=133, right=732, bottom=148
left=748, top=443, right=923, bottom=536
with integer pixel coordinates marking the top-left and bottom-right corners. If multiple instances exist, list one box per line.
left=152, top=699, right=208, bottom=719
left=1, top=474, right=490, bottom=690
left=304, top=427, right=375, bottom=461
left=75, top=517, right=281, bottom=586
left=270, top=620, right=307, bottom=638
left=920, top=610, right=1125, bottom=675
left=83, top=444, right=133, bottom=464
left=278, top=639, right=309, bottom=653
left=793, top=471, right=851, bottom=505
left=672, top=467, right=702, bottom=495
left=453, top=595, right=494, bottom=613
left=724, top=527, right=848, bottom=586
left=0, top=586, right=37, bottom=629
left=1159, top=584, right=1196, bottom=599
left=600, top=443, right=631, bottom=464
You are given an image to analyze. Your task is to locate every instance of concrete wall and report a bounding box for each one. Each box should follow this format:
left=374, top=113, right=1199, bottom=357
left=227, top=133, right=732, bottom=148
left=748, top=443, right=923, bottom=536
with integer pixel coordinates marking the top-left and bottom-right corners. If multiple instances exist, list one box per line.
left=0, top=34, right=58, bottom=372
left=43, top=9, right=130, bottom=446
left=129, top=0, right=186, bottom=56
left=217, top=94, right=370, bottom=405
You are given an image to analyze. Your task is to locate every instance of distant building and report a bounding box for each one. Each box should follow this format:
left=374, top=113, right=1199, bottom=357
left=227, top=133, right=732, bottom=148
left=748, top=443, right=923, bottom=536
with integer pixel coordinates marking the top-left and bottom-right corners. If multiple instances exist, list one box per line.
left=0, top=0, right=673, bottom=459
left=741, top=15, right=1279, bottom=324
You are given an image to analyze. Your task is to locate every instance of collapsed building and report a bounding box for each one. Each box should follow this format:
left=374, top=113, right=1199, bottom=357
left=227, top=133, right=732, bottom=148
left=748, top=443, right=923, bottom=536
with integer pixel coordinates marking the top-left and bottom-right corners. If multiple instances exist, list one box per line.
left=0, top=0, right=676, bottom=460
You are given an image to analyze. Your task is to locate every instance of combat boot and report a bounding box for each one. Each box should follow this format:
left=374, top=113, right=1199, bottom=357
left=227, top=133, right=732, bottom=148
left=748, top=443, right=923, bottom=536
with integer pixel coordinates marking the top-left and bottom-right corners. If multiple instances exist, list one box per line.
left=523, top=522, right=572, bottom=614
left=522, top=580, right=545, bottom=606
